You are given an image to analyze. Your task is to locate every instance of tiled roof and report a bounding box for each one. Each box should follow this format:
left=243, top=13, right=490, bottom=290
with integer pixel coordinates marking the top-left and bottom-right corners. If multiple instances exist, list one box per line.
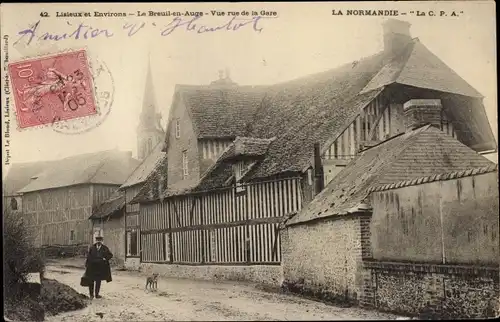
left=178, top=84, right=268, bottom=139
left=90, top=191, right=125, bottom=220
left=171, top=37, right=492, bottom=185
left=368, top=164, right=498, bottom=193
left=220, top=136, right=275, bottom=161
left=130, top=154, right=168, bottom=204
left=361, top=40, right=483, bottom=98
left=3, top=160, right=59, bottom=196
left=120, top=142, right=166, bottom=189
left=18, top=150, right=140, bottom=193
left=287, top=125, right=495, bottom=226
left=140, top=36, right=495, bottom=202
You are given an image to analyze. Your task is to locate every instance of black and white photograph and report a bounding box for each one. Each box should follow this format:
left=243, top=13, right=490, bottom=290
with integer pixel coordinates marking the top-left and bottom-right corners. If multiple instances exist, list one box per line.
left=1, top=1, right=498, bottom=321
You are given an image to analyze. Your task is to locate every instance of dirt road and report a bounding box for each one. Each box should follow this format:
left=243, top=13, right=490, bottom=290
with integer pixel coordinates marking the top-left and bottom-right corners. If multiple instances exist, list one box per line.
left=44, top=263, right=401, bottom=321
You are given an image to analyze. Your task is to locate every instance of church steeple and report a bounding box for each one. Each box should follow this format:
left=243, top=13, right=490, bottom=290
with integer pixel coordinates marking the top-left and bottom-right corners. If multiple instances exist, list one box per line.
left=137, top=56, right=165, bottom=160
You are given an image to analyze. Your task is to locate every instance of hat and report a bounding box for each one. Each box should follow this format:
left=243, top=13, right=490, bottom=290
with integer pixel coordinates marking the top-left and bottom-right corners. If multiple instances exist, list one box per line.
left=95, top=236, right=103, bottom=241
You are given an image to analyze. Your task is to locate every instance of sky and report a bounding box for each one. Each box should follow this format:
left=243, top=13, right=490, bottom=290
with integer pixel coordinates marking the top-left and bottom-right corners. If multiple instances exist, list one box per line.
left=1, top=1, right=497, bottom=174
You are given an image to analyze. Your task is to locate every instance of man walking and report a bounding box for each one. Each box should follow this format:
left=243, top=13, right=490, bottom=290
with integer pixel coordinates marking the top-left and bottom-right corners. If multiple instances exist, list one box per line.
left=85, top=236, right=113, bottom=299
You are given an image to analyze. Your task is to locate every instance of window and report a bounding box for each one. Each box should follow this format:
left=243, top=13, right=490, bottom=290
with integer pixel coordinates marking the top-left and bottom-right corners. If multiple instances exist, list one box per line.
left=127, top=230, right=139, bottom=256
left=307, top=168, right=313, bottom=186
left=164, top=233, right=171, bottom=262
left=182, top=150, right=189, bottom=178
left=234, top=161, right=254, bottom=193
left=147, top=138, right=153, bottom=155
left=70, top=230, right=75, bottom=241
left=10, top=198, right=18, bottom=210
left=234, top=161, right=247, bottom=182
left=175, top=119, right=181, bottom=139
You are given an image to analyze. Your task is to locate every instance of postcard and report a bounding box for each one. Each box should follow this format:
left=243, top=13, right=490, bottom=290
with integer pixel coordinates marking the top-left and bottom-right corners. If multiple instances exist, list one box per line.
left=2, top=2, right=498, bottom=321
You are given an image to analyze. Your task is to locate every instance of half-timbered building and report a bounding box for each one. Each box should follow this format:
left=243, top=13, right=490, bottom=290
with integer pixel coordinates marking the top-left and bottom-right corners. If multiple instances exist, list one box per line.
left=3, top=160, right=57, bottom=214
left=129, top=19, right=496, bottom=277
left=118, top=60, right=166, bottom=264
left=17, top=150, right=139, bottom=247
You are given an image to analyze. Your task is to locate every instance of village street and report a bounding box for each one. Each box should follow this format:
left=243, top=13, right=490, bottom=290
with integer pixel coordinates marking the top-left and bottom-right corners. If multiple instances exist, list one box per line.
left=44, top=262, right=401, bottom=321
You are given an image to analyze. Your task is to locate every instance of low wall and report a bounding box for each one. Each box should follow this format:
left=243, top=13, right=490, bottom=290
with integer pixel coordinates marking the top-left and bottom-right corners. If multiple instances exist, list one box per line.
left=281, top=214, right=371, bottom=306
left=39, top=244, right=88, bottom=258
left=124, top=257, right=141, bottom=270
left=124, top=258, right=283, bottom=287
left=362, top=260, right=500, bottom=319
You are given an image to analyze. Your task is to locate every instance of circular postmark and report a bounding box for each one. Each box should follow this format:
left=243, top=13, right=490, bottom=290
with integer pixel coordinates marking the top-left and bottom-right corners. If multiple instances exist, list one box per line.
left=51, top=54, right=115, bottom=135
left=9, top=46, right=115, bottom=135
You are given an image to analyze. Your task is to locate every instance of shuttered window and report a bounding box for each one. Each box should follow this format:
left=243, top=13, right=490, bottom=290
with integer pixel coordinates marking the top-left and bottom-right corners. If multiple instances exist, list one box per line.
left=182, top=151, right=189, bottom=178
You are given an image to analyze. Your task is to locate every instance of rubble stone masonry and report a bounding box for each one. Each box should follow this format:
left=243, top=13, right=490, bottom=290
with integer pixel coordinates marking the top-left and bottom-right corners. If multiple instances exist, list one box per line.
left=281, top=214, right=372, bottom=306
left=361, top=261, right=499, bottom=319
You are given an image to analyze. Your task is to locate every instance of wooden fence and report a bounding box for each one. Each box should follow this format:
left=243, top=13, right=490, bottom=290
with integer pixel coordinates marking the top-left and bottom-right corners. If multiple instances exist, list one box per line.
left=139, top=177, right=303, bottom=265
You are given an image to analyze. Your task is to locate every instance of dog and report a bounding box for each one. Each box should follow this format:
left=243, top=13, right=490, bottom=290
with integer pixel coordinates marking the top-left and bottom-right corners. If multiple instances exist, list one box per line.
left=145, top=273, right=159, bottom=291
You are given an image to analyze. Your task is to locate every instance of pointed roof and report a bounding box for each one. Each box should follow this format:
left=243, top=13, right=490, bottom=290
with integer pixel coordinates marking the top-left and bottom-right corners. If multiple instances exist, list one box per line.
left=90, top=190, right=125, bottom=220
left=18, top=150, right=140, bottom=193
left=120, top=142, right=166, bottom=189
left=287, top=125, right=495, bottom=226
left=138, top=58, right=164, bottom=133
left=361, top=39, right=483, bottom=98
left=3, top=160, right=59, bottom=196
left=130, top=154, right=168, bottom=203
left=167, top=38, right=494, bottom=183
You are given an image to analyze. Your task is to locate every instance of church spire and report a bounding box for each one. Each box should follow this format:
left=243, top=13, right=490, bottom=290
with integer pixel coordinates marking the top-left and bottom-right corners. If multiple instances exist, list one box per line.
left=139, top=56, right=158, bottom=129
left=137, top=55, right=165, bottom=160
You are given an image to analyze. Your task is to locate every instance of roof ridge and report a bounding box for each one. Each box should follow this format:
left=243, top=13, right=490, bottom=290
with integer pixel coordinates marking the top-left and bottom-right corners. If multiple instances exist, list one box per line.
left=353, top=125, right=429, bottom=205
left=86, top=153, right=114, bottom=184
left=361, top=124, right=431, bottom=153
left=368, top=163, right=498, bottom=193
left=120, top=141, right=164, bottom=190
left=391, top=41, right=417, bottom=85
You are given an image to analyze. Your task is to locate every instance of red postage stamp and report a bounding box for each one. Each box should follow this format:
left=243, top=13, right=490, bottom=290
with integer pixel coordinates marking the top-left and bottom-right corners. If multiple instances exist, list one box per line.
left=8, top=49, right=98, bottom=129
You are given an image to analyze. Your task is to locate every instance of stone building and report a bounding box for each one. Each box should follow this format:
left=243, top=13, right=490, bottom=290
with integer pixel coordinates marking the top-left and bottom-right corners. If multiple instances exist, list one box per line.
left=126, top=18, right=496, bottom=285
left=281, top=108, right=498, bottom=318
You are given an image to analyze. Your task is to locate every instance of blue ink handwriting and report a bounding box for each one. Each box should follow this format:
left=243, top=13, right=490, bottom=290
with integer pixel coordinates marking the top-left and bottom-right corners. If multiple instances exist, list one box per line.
left=14, top=15, right=276, bottom=46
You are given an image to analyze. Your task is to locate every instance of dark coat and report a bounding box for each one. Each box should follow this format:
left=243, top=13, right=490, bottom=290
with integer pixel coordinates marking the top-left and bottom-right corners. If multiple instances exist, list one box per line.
left=85, top=243, right=113, bottom=282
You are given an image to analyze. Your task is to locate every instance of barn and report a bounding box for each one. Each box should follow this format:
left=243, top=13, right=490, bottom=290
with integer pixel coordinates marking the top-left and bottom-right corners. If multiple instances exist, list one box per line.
left=3, top=160, right=58, bottom=214
left=17, top=150, right=140, bottom=247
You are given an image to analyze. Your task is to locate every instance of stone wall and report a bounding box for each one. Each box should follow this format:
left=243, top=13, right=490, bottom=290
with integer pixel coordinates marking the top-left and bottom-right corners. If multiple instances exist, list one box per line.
left=124, top=260, right=283, bottom=287
left=124, top=257, right=141, bottom=271
left=92, top=214, right=126, bottom=267
left=370, top=170, right=499, bottom=265
left=362, top=261, right=499, bottom=319
left=281, top=214, right=372, bottom=305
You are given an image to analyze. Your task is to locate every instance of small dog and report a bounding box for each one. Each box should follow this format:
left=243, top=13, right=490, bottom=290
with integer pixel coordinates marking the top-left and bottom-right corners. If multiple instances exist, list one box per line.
left=145, top=273, right=159, bottom=290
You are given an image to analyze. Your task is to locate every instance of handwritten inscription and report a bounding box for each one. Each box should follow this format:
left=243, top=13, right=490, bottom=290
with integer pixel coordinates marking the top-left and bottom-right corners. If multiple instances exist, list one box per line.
left=15, top=21, right=113, bottom=46
left=161, top=16, right=268, bottom=36
left=14, top=14, right=277, bottom=46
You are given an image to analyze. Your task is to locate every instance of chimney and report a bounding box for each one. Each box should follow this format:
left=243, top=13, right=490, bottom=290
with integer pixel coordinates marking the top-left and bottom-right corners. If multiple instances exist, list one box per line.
left=234, top=137, right=244, bottom=155
left=225, top=68, right=231, bottom=80
left=218, top=70, right=224, bottom=80
left=382, top=19, right=412, bottom=55
left=403, top=99, right=443, bottom=131
left=313, top=143, right=324, bottom=192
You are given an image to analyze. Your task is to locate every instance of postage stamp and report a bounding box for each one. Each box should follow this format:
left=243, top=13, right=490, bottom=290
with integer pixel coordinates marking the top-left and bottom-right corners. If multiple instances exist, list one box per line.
left=8, top=49, right=98, bottom=129
left=51, top=56, right=115, bottom=135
